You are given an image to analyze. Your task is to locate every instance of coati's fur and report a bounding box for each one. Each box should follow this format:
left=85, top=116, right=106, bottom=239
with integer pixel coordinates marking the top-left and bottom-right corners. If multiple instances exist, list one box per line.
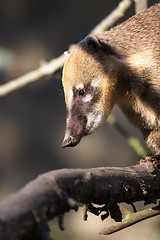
left=62, top=4, right=160, bottom=154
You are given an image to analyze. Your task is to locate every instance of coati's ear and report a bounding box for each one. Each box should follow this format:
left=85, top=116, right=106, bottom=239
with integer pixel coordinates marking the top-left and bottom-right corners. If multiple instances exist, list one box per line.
left=83, top=35, right=117, bottom=57
left=84, top=35, right=102, bottom=49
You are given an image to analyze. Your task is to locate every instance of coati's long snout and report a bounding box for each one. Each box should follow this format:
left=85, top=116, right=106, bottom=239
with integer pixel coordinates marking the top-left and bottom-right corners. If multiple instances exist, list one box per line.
left=62, top=136, right=79, bottom=148
left=62, top=104, right=88, bottom=148
left=62, top=113, right=87, bottom=148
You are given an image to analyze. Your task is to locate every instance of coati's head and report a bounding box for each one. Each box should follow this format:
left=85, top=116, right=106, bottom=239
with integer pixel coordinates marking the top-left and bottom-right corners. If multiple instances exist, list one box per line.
left=62, top=35, right=121, bottom=148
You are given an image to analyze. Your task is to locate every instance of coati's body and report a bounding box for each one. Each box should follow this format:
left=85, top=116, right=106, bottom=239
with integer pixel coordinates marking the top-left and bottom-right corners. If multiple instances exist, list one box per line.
left=62, top=4, right=160, bottom=154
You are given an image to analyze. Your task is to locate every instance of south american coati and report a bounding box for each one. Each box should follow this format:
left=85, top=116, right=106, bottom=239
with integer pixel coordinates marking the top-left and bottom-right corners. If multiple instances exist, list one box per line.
left=62, top=4, right=160, bottom=158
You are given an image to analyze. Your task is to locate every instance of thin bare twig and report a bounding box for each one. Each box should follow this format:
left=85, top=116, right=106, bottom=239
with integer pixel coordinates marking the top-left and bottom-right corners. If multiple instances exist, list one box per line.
left=99, top=205, right=160, bottom=235
left=0, top=0, right=133, bottom=97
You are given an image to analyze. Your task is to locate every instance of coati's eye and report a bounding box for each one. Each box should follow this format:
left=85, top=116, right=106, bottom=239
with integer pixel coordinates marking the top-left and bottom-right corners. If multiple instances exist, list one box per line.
left=79, top=89, right=85, bottom=96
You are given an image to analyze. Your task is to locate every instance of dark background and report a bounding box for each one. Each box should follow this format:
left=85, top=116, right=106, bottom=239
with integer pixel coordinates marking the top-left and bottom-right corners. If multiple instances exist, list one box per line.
left=0, top=1, right=159, bottom=239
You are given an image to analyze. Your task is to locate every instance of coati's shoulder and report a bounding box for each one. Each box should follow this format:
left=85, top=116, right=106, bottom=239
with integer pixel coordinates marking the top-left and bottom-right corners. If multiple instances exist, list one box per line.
left=97, top=3, right=160, bottom=58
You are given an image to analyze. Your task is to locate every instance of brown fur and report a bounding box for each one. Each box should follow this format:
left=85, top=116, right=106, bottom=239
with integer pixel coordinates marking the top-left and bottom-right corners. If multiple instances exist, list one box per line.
left=62, top=4, right=160, bottom=154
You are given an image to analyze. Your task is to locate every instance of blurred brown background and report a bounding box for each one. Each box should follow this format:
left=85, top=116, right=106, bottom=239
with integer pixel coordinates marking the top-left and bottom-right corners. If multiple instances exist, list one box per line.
left=0, top=0, right=159, bottom=239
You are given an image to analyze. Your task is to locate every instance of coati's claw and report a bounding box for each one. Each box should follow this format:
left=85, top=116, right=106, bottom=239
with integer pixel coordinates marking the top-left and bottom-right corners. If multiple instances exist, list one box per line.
left=145, top=154, right=160, bottom=161
left=144, top=154, right=160, bottom=168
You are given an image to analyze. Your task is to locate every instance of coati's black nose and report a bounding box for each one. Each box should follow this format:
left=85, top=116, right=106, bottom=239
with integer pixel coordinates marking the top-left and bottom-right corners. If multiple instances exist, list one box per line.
left=62, top=136, right=79, bottom=148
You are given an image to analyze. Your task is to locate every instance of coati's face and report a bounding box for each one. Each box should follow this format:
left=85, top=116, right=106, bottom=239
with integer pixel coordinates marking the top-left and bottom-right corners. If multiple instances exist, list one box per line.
left=62, top=36, right=116, bottom=147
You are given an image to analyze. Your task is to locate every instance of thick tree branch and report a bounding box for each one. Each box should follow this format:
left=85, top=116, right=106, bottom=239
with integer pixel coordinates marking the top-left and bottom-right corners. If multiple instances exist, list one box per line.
left=0, top=0, right=133, bottom=97
left=0, top=160, right=160, bottom=240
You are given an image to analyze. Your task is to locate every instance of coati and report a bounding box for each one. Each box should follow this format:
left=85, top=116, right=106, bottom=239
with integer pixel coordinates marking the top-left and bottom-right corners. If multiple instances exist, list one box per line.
left=62, top=4, right=160, bottom=156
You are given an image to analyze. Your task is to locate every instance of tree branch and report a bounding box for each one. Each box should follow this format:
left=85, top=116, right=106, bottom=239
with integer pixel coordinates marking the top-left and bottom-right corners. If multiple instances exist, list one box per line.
left=0, top=159, right=160, bottom=240
left=0, top=0, right=133, bottom=97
